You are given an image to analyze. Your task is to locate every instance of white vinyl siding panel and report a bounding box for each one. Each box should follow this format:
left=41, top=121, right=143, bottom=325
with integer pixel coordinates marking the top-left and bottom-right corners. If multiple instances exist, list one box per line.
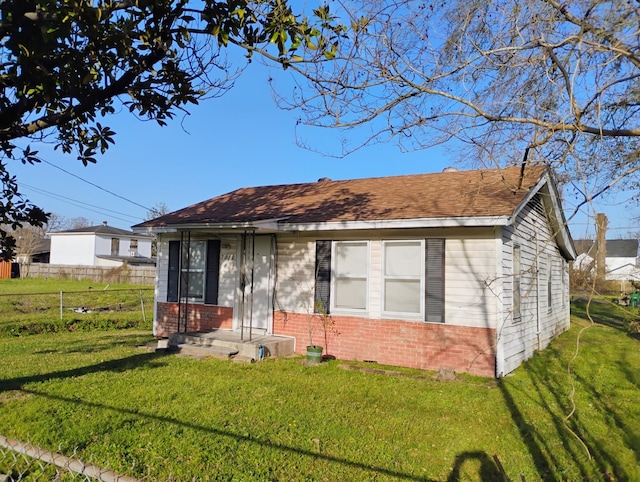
left=155, top=240, right=169, bottom=304
left=369, top=240, right=382, bottom=318
left=444, top=237, right=498, bottom=328
left=274, top=238, right=315, bottom=313
left=217, top=238, right=237, bottom=308
left=272, top=231, right=498, bottom=328
left=50, top=234, right=97, bottom=265
left=501, top=194, right=570, bottom=375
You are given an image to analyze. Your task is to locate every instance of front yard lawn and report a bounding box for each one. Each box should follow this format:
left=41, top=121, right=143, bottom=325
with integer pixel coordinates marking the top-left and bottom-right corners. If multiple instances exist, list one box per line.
left=0, top=304, right=638, bottom=480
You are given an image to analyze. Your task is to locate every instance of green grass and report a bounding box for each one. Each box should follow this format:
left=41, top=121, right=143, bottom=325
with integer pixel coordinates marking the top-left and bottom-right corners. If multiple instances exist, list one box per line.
left=0, top=278, right=153, bottom=336
left=0, top=297, right=638, bottom=480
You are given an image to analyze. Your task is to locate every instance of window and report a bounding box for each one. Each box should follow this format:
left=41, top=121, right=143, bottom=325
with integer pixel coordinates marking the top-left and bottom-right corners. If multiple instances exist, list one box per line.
left=333, top=241, right=369, bottom=311
left=313, top=238, right=445, bottom=322
left=513, top=245, right=521, bottom=321
left=561, top=262, right=566, bottom=307
left=383, top=241, right=423, bottom=315
left=181, top=240, right=206, bottom=301
left=167, top=239, right=220, bottom=304
left=130, top=239, right=139, bottom=256
left=111, top=238, right=120, bottom=256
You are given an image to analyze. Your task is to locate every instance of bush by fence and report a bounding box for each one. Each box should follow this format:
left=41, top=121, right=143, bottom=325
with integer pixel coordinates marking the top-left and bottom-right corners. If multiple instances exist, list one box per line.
left=21, top=264, right=155, bottom=285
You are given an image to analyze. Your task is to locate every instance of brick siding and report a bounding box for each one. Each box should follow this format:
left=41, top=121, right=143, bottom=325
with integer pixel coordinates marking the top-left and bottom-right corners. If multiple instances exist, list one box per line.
left=155, top=302, right=233, bottom=337
left=273, top=311, right=496, bottom=377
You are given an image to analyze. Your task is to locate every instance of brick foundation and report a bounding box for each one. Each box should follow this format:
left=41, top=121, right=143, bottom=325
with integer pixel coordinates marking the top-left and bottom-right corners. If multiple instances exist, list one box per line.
left=155, top=302, right=233, bottom=337
left=273, top=311, right=496, bottom=377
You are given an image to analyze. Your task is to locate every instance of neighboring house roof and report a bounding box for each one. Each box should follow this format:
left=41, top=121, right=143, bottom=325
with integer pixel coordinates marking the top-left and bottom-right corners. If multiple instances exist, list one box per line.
left=137, top=165, right=548, bottom=226
left=95, top=255, right=157, bottom=266
left=16, top=238, right=50, bottom=256
left=606, top=239, right=638, bottom=258
left=51, top=223, right=150, bottom=238
left=574, top=239, right=638, bottom=258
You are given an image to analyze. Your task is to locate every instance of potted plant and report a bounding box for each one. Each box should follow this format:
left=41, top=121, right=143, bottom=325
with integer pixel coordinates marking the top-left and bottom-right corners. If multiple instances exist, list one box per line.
left=306, top=301, right=325, bottom=364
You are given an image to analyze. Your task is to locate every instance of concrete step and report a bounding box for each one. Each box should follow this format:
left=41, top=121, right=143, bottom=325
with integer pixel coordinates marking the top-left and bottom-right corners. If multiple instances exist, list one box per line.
left=171, top=343, right=239, bottom=360
left=232, top=355, right=257, bottom=364
left=167, top=331, right=295, bottom=360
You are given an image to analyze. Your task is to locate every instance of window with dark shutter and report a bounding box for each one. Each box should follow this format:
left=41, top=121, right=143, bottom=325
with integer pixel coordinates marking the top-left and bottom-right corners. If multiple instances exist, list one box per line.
left=425, top=238, right=445, bottom=322
left=314, top=240, right=332, bottom=314
left=167, top=240, right=180, bottom=302
left=205, top=240, right=221, bottom=305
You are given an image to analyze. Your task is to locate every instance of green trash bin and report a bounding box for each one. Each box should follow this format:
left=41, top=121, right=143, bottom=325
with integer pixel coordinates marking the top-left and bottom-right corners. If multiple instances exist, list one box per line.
left=629, top=292, right=640, bottom=307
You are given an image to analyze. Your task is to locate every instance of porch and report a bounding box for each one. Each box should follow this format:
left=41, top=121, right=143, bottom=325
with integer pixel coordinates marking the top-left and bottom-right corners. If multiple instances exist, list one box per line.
left=164, top=329, right=296, bottom=362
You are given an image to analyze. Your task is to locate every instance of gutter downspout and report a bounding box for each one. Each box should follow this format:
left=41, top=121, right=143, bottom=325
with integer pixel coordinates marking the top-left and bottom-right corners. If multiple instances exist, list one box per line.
left=535, top=231, right=541, bottom=351
left=495, top=226, right=505, bottom=378
left=240, top=231, right=247, bottom=341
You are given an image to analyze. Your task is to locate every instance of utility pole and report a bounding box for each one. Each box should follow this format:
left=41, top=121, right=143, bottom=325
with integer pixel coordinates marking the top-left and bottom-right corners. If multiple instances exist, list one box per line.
left=595, top=213, right=608, bottom=285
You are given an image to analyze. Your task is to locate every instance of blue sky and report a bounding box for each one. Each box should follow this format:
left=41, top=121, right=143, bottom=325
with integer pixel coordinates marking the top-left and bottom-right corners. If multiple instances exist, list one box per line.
left=10, top=55, right=637, bottom=240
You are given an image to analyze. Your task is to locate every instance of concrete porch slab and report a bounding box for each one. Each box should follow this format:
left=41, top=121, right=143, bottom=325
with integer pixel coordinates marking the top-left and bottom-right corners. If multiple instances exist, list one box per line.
left=166, top=329, right=295, bottom=361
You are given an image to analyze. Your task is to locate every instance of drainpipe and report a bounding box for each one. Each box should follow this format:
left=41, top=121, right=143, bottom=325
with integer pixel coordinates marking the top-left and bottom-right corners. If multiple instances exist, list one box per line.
left=240, top=232, right=247, bottom=341
left=248, top=230, right=256, bottom=342
left=535, top=231, right=541, bottom=351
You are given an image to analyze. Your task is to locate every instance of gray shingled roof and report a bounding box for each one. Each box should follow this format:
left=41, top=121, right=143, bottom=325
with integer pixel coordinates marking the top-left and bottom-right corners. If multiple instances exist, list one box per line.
left=574, top=239, right=638, bottom=258
left=52, top=224, right=137, bottom=236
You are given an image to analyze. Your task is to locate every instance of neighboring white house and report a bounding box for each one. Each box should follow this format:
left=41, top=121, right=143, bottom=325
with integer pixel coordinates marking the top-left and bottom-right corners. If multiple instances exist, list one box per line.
left=574, top=239, right=640, bottom=287
left=49, top=222, right=154, bottom=267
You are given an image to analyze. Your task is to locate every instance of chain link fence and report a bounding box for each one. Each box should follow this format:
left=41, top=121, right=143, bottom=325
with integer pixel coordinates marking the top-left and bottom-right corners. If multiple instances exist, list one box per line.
left=0, top=288, right=154, bottom=336
left=0, top=436, right=140, bottom=482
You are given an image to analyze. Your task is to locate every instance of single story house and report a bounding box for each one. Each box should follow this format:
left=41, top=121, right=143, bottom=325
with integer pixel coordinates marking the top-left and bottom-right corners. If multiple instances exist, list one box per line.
left=134, top=165, right=575, bottom=377
left=50, top=222, right=154, bottom=267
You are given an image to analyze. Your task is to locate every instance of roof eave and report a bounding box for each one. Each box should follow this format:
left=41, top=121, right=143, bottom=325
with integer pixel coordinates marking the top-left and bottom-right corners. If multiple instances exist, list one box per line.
left=133, top=218, right=289, bottom=235
left=510, top=170, right=576, bottom=261
left=279, top=216, right=512, bottom=231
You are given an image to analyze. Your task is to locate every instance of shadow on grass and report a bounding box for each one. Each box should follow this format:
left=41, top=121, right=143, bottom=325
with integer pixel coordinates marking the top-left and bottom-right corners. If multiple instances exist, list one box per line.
left=19, top=384, right=440, bottom=481
left=0, top=352, right=167, bottom=392
left=570, top=299, right=635, bottom=333
left=0, top=348, right=507, bottom=481
left=499, top=326, right=638, bottom=481
left=446, top=451, right=505, bottom=481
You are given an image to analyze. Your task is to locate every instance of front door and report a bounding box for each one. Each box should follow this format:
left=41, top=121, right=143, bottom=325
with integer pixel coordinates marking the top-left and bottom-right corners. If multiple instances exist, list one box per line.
left=241, top=234, right=274, bottom=333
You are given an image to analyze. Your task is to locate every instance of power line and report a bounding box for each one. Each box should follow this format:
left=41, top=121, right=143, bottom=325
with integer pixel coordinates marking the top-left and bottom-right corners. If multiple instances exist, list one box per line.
left=21, top=183, right=142, bottom=224
left=38, top=158, right=152, bottom=211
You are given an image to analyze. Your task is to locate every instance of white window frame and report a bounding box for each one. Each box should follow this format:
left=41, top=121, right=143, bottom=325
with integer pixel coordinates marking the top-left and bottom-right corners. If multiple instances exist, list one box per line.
left=330, top=240, right=370, bottom=314
left=181, top=240, right=207, bottom=302
left=381, top=239, right=425, bottom=319
left=513, top=245, right=521, bottom=322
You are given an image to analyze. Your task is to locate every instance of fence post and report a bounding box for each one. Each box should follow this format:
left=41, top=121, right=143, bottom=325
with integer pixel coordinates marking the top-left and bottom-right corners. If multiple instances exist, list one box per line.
left=60, top=291, right=63, bottom=320
left=139, top=289, right=146, bottom=323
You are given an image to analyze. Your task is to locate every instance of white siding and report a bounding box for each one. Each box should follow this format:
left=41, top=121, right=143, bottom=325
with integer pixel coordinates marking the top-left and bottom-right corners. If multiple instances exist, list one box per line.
left=445, top=237, right=499, bottom=328
left=369, top=240, right=382, bottom=318
left=272, top=230, right=498, bottom=329
left=500, top=194, right=570, bottom=375
left=218, top=238, right=237, bottom=308
left=50, top=234, right=96, bottom=265
left=95, top=235, right=116, bottom=256
left=155, top=239, right=169, bottom=303
left=137, top=238, right=153, bottom=258
left=273, top=237, right=315, bottom=313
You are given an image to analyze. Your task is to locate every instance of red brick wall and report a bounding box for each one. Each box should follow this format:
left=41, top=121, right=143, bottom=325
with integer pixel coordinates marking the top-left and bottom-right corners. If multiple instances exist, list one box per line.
left=155, top=302, right=233, bottom=337
left=273, top=311, right=496, bottom=377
